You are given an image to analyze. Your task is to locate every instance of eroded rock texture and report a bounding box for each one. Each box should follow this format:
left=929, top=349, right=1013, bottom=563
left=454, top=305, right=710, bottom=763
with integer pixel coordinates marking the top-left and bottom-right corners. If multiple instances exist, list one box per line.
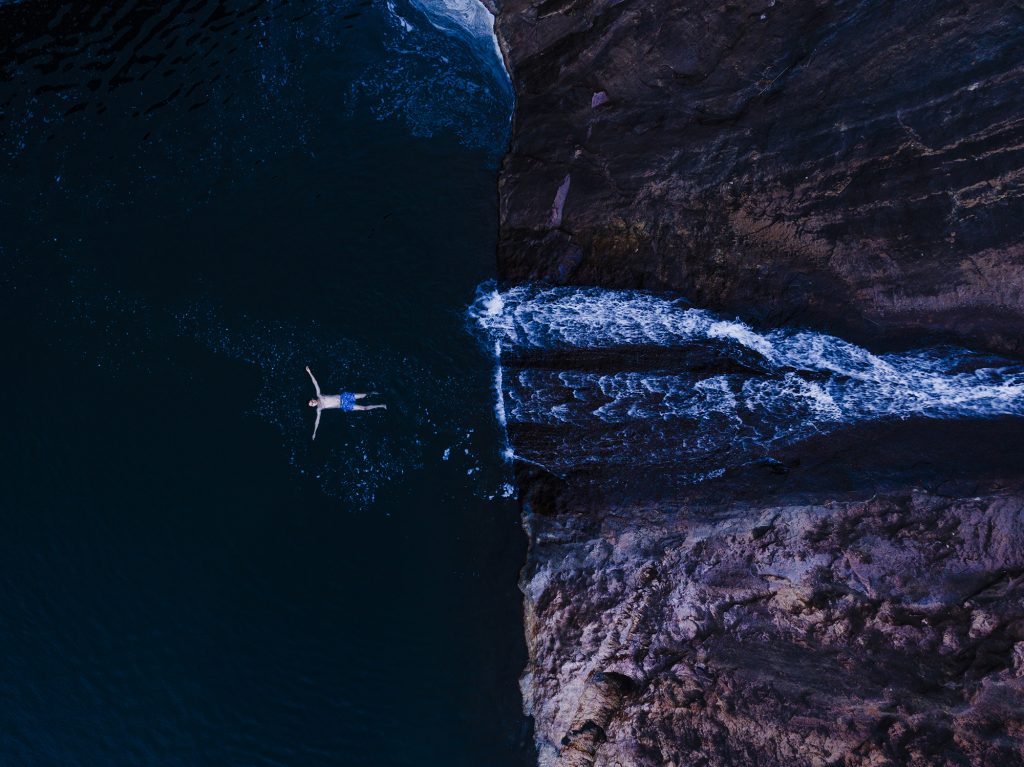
left=488, top=0, right=1024, bottom=764
left=491, top=0, right=1024, bottom=354
left=519, top=476, right=1024, bottom=766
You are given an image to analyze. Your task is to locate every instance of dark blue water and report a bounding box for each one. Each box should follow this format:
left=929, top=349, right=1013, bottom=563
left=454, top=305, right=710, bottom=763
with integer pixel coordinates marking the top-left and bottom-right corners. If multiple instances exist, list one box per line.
left=0, top=1, right=531, bottom=764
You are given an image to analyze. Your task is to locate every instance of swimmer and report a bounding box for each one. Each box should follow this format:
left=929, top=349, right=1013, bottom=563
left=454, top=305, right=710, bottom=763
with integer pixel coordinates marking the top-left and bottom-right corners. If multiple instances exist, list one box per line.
left=306, top=366, right=386, bottom=440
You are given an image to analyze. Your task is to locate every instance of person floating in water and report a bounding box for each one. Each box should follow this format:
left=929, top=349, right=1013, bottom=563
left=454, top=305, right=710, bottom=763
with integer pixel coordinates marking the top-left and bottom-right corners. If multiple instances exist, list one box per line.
left=306, top=366, right=386, bottom=440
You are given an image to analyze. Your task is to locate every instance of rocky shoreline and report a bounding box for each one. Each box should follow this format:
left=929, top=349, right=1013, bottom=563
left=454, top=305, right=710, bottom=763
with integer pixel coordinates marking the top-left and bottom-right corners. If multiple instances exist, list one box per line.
left=487, top=1, right=1024, bottom=764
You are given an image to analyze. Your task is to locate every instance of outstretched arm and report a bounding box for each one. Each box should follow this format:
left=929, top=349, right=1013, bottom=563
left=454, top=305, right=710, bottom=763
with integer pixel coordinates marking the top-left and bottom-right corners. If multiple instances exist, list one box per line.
left=312, top=407, right=321, bottom=440
left=305, top=365, right=321, bottom=397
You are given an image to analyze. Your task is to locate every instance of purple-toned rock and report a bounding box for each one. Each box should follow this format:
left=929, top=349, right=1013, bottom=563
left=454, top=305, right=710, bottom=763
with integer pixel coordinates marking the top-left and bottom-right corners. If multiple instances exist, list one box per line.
left=488, top=0, right=1024, bottom=764
left=492, top=0, right=1024, bottom=355
left=518, top=478, right=1024, bottom=766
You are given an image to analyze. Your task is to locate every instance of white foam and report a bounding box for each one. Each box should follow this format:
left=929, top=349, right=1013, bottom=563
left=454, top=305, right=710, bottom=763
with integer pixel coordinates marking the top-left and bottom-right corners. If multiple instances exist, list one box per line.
left=492, top=340, right=507, bottom=427
left=470, top=284, right=1024, bottom=472
left=472, top=285, right=741, bottom=350
left=349, top=0, right=511, bottom=150
left=482, top=289, right=504, bottom=317
left=499, top=353, right=1024, bottom=426
left=407, top=0, right=508, bottom=78
left=387, top=0, right=416, bottom=32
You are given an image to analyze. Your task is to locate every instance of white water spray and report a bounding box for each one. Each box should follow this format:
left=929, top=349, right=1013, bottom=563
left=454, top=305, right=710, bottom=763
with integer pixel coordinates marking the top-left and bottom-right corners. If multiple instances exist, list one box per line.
left=406, top=0, right=509, bottom=80
left=470, top=285, right=1024, bottom=474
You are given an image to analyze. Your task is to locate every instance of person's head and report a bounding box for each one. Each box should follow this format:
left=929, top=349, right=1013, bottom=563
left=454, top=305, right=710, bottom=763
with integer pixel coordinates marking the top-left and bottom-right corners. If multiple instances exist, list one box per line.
left=308, top=398, right=318, bottom=408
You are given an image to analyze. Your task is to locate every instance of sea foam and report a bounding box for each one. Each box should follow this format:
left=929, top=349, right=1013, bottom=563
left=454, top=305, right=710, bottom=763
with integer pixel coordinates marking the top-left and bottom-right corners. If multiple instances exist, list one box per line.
left=470, top=285, right=1024, bottom=472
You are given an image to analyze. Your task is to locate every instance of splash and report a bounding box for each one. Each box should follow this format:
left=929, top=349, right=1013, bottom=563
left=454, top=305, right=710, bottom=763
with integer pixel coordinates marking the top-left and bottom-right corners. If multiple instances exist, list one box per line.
left=470, top=285, right=1024, bottom=474
left=407, top=0, right=509, bottom=77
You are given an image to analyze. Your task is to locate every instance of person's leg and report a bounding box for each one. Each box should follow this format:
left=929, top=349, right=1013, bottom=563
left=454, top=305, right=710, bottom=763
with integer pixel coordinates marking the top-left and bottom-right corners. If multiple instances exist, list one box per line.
left=353, top=404, right=387, bottom=411
left=354, top=393, right=379, bottom=400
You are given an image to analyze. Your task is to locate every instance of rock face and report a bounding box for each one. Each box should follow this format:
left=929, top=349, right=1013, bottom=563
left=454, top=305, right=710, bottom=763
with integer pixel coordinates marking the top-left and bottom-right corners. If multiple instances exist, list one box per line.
left=488, top=1, right=1024, bottom=764
left=520, top=473, right=1024, bottom=767
left=491, top=0, right=1024, bottom=355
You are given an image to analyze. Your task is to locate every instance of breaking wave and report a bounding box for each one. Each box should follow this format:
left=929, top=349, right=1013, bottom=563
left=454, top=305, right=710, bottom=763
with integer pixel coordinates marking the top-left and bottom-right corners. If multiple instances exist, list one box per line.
left=408, top=0, right=507, bottom=71
left=470, top=284, right=1024, bottom=474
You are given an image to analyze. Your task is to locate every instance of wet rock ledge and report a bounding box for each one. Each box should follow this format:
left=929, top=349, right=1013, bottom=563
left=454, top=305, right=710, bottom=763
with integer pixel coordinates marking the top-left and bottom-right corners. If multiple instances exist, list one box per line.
left=486, top=0, right=1024, bottom=764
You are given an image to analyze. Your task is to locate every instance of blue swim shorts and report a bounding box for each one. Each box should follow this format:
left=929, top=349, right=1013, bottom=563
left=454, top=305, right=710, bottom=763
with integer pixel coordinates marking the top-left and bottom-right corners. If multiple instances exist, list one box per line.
left=340, top=392, right=357, bottom=411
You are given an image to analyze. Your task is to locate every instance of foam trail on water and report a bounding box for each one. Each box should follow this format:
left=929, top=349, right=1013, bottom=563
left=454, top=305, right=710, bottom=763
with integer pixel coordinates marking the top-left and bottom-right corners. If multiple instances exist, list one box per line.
left=493, top=341, right=507, bottom=427
left=407, top=0, right=509, bottom=80
left=469, top=284, right=571, bottom=478
left=474, top=285, right=775, bottom=354
left=470, top=285, right=1024, bottom=476
left=351, top=0, right=511, bottom=152
left=474, top=285, right=509, bottom=428
left=505, top=364, right=1024, bottom=425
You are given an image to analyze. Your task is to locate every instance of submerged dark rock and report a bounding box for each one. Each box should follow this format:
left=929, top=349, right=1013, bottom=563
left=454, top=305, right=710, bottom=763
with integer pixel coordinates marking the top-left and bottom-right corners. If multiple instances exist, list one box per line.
left=488, top=0, right=1024, bottom=764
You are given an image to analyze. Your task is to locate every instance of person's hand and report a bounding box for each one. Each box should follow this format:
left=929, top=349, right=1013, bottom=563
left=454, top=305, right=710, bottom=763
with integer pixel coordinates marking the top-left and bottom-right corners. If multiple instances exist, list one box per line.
left=305, top=365, right=311, bottom=372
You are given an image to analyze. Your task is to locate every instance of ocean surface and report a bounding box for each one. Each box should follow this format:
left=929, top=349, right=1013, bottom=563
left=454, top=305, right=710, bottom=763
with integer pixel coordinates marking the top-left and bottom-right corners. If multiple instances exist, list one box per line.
left=8, top=1, right=1023, bottom=763
left=0, top=1, right=531, bottom=765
